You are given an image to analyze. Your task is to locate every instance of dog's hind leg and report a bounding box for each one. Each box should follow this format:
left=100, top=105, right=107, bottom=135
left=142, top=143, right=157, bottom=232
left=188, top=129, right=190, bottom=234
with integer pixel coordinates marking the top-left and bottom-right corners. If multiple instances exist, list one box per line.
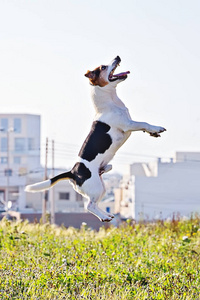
left=87, top=199, right=113, bottom=222
left=99, top=164, right=112, bottom=176
left=81, top=174, right=114, bottom=222
left=86, top=193, right=114, bottom=222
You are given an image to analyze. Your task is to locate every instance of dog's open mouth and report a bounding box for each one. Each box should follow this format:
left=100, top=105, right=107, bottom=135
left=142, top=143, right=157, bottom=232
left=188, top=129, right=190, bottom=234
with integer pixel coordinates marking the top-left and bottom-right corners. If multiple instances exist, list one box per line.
left=109, top=64, right=130, bottom=82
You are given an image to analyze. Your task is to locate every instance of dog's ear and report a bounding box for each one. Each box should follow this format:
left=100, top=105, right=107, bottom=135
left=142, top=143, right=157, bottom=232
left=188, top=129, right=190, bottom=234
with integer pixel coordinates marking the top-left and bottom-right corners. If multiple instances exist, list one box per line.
left=85, top=70, right=95, bottom=79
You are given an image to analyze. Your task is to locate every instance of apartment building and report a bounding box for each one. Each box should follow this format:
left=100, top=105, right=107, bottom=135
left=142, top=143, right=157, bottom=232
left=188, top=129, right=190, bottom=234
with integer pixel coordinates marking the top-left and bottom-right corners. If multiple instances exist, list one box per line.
left=0, top=113, right=84, bottom=213
left=0, top=114, right=41, bottom=211
left=0, top=113, right=41, bottom=169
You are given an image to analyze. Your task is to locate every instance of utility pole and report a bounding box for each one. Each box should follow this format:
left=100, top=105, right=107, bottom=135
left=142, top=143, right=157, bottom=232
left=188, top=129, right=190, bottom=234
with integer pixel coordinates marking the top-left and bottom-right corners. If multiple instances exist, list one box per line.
left=4, top=128, right=14, bottom=210
left=50, top=139, right=55, bottom=224
left=6, top=130, right=10, bottom=211
left=42, top=138, right=48, bottom=223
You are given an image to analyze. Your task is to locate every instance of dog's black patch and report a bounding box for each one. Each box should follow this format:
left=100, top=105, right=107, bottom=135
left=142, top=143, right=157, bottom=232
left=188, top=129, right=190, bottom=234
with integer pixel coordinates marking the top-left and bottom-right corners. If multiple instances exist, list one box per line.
left=71, top=162, right=92, bottom=186
left=94, top=68, right=100, bottom=77
left=78, top=121, right=112, bottom=162
left=50, top=171, right=74, bottom=185
left=50, top=163, right=91, bottom=187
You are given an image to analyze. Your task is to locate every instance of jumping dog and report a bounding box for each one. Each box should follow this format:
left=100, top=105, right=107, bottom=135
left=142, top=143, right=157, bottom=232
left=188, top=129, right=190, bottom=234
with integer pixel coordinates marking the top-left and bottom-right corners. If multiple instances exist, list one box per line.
left=25, top=56, right=166, bottom=222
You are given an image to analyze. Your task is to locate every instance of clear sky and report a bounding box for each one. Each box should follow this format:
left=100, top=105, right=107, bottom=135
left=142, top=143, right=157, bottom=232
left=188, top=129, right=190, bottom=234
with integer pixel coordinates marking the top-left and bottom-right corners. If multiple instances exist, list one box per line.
left=0, top=0, right=200, bottom=172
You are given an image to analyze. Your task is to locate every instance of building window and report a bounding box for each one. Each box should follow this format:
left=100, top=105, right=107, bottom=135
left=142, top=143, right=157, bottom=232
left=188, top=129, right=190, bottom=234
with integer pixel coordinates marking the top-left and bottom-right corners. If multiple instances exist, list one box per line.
left=0, top=190, right=5, bottom=209
left=4, top=169, right=12, bottom=177
left=0, top=190, right=5, bottom=200
left=14, top=118, right=21, bottom=133
left=15, top=138, right=26, bottom=152
left=14, top=157, right=21, bottom=164
left=76, top=193, right=83, bottom=202
left=59, top=192, right=70, bottom=200
left=1, top=118, right=8, bottom=131
left=28, top=138, right=35, bottom=150
left=106, top=207, right=111, bottom=213
left=1, top=138, right=7, bottom=152
left=0, top=157, right=7, bottom=164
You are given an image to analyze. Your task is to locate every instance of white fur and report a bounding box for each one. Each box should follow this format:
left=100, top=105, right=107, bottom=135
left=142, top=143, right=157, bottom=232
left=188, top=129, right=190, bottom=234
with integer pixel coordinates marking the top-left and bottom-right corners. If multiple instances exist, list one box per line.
left=25, top=180, right=51, bottom=192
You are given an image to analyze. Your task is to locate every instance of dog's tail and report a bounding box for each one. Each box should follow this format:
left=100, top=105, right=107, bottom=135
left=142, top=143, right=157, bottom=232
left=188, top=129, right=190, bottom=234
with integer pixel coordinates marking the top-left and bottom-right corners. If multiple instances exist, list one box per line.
left=25, top=171, right=74, bottom=193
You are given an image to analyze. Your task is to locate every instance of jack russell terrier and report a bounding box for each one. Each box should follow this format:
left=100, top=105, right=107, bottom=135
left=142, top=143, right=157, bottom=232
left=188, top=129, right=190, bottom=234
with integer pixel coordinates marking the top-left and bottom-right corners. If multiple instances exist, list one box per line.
left=25, top=56, right=166, bottom=222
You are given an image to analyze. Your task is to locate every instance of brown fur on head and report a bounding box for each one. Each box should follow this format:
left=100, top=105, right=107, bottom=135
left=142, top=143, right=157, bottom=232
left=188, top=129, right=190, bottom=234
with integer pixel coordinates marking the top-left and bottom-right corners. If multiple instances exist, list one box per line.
left=85, top=66, right=109, bottom=87
left=85, top=57, right=130, bottom=87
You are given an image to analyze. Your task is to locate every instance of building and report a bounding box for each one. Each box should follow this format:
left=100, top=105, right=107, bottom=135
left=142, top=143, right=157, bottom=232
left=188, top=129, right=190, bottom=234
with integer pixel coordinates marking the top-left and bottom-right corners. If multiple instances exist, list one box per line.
left=0, top=114, right=41, bottom=211
left=0, top=113, right=85, bottom=214
left=115, top=152, right=200, bottom=221
left=99, top=172, right=122, bottom=215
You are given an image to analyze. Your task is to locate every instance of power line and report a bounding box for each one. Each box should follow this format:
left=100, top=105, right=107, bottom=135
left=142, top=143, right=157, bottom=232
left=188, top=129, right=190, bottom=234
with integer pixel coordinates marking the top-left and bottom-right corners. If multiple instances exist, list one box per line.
left=1, top=137, right=200, bottom=179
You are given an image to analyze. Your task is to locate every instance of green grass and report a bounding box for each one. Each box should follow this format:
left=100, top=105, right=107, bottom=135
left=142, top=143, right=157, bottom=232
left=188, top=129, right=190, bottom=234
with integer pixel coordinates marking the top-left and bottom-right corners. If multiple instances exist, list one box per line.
left=0, top=216, right=200, bottom=299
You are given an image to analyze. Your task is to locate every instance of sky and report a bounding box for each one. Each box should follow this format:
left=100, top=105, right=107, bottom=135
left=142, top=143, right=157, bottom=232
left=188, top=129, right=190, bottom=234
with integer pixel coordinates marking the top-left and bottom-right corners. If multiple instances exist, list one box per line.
left=0, top=0, right=200, bottom=173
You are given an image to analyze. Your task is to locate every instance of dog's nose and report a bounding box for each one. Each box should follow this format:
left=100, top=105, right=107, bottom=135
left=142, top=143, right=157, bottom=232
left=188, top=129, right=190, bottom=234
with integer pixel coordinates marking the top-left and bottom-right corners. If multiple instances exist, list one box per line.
left=115, top=56, right=121, bottom=63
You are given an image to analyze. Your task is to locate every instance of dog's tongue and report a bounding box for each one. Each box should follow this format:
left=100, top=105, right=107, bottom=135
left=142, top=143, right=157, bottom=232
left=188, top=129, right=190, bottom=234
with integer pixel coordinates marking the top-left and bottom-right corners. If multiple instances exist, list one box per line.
left=112, top=71, right=130, bottom=77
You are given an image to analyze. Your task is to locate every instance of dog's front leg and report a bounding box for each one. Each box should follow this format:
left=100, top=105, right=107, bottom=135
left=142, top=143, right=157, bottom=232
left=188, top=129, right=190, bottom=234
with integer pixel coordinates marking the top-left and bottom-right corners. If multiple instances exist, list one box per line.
left=123, top=120, right=166, bottom=137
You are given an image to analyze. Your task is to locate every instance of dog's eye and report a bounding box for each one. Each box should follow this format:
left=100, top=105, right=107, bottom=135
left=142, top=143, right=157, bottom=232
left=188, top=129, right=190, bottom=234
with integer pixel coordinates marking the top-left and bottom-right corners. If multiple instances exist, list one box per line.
left=101, top=65, right=106, bottom=70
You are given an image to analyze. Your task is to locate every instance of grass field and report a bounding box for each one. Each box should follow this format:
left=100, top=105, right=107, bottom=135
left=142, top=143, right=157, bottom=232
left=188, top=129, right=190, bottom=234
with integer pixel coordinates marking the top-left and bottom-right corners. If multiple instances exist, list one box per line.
left=0, top=216, right=199, bottom=299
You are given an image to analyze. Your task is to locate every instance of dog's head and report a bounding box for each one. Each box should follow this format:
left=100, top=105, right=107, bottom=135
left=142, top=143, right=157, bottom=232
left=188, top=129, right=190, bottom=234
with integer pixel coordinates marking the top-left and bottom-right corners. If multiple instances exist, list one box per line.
left=85, top=56, right=130, bottom=87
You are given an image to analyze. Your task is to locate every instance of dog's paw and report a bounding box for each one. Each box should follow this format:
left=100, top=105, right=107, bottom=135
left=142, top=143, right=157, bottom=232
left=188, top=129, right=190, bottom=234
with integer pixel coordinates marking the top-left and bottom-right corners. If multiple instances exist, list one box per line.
left=103, top=164, right=112, bottom=173
left=101, top=216, right=113, bottom=222
left=107, top=213, right=114, bottom=219
left=99, top=164, right=112, bottom=176
left=148, top=127, right=166, bottom=138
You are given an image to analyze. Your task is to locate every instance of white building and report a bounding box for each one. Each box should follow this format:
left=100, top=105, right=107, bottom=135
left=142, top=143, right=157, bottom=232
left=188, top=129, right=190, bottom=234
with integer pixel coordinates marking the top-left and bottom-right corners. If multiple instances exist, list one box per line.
left=0, top=114, right=41, bottom=211
left=0, top=113, right=84, bottom=213
left=115, top=152, right=200, bottom=221
left=99, top=172, right=121, bottom=215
